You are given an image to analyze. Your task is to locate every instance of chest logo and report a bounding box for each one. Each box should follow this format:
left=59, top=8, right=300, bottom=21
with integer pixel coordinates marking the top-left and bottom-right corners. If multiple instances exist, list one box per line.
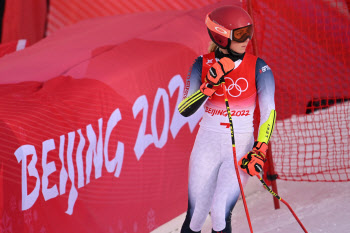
left=206, top=59, right=214, bottom=65
left=215, top=77, right=248, bottom=97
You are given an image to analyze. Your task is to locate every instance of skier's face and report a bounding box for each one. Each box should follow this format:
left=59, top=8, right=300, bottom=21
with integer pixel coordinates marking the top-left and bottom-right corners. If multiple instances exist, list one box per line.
left=230, top=38, right=250, bottom=54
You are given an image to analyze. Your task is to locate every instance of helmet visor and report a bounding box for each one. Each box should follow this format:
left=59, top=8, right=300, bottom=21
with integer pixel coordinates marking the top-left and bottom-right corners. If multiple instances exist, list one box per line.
left=232, top=25, right=253, bottom=42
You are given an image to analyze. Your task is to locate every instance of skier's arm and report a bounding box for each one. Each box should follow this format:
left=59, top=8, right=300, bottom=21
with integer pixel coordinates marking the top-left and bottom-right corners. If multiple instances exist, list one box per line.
left=178, top=90, right=208, bottom=117
left=178, top=56, right=208, bottom=117
left=238, top=58, right=276, bottom=177
left=178, top=57, right=235, bottom=117
left=256, top=58, right=276, bottom=145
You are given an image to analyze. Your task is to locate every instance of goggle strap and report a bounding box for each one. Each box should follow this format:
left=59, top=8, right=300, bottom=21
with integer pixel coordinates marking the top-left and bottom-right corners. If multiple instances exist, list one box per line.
left=205, top=14, right=231, bottom=39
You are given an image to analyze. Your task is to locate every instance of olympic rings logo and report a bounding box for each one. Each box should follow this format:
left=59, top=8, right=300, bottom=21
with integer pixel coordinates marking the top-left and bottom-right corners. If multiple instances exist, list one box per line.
left=215, top=77, right=248, bottom=97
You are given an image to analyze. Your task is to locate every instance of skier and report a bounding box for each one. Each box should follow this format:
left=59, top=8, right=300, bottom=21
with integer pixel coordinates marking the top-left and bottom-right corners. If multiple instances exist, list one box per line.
left=178, top=5, right=276, bottom=233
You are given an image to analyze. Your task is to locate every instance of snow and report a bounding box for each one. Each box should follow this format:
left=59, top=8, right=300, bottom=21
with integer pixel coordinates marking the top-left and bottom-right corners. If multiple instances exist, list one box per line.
left=151, top=178, right=350, bottom=233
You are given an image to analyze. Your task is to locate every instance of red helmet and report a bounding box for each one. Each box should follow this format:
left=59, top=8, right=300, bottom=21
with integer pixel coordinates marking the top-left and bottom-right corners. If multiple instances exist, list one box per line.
left=206, top=6, right=254, bottom=49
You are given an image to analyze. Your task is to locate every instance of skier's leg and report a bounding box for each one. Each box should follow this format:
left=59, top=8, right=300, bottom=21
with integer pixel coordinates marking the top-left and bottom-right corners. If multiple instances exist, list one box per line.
left=181, top=128, right=222, bottom=233
left=210, top=133, right=253, bottom=233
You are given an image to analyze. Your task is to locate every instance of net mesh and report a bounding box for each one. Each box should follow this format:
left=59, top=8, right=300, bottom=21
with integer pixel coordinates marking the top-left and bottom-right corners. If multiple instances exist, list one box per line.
left=248, top=0, right=350, bottom=181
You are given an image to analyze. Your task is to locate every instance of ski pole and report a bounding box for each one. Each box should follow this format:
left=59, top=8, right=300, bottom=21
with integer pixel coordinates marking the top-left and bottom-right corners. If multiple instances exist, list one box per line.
left=256, top=174, right=308, bottom=233
left=222, top=81, right=254, bottom=233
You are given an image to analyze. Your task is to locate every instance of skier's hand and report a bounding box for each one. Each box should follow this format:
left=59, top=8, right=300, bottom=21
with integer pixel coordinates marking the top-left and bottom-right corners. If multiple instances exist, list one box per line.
left=206, top=57, right=235, bottom=85
left=239, top=142, right=268, bottom=176
left=200, top=81, right=222, bottom=97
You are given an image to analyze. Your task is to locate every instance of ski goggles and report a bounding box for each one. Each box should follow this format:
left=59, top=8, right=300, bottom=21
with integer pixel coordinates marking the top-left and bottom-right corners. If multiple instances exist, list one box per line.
left=205, top=14, right=253, bottom=43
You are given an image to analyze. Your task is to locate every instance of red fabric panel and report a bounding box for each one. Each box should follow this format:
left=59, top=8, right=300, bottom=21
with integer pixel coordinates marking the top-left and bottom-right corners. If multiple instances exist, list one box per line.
left=0, top=1, right=238, bottom=232
left=0, top=1, right=238, bottom=85
left=0, top=39, right=27, bottom=58
left=47, top=0, right=224, bottom=35
left=1, top=0, right=47, bottom=46
left=0, top=75, right=200, bottom=232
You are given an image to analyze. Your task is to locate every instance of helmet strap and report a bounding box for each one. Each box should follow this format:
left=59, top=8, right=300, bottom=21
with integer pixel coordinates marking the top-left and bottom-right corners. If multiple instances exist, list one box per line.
left=215, top=47, right=245, bottom=62
left=228, top=47, right=244, bottom=57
